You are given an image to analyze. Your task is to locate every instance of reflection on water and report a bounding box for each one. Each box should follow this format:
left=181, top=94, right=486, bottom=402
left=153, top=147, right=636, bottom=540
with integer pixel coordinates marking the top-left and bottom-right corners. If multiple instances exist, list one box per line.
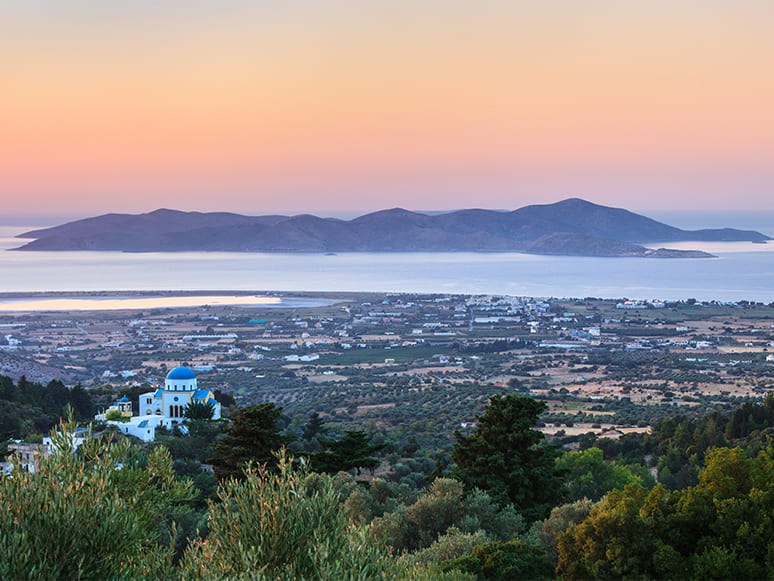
left=649, top=240, right=773, bottom=254
left=0, top=295, right=283, bottom=312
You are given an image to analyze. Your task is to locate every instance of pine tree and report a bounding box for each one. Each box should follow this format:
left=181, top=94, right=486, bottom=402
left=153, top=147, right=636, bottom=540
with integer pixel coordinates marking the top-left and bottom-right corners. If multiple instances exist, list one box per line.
left=209, top=404, right=295, bottom=481
left=451, top=395, right=563, bottom=521
left=302, top=412, right=327, bottom=441
left=312, top=430, right=386, bottom=475
left=184, top=400, right=215, bottom=420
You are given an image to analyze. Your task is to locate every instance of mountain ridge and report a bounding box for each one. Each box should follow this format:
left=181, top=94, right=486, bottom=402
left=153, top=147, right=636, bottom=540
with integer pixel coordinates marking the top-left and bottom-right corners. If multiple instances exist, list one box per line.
left=13, top=198, right=770, bottom=257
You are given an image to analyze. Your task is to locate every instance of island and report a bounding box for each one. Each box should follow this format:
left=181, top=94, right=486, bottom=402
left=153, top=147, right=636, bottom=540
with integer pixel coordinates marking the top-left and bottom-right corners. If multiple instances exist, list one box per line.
left=12, top=198, right=770, bottom=258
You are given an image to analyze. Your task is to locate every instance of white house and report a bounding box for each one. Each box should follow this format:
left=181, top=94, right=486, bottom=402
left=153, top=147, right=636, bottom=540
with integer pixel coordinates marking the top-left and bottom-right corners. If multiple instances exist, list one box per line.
left=7, top=429, right=88, bottom=473
left=98, top=366, right=221, bottom=442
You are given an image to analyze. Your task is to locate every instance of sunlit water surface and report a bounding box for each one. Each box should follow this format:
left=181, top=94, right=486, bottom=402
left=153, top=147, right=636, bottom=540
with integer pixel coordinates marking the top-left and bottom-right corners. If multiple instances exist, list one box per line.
left=2, top=221, right=774, bottom=305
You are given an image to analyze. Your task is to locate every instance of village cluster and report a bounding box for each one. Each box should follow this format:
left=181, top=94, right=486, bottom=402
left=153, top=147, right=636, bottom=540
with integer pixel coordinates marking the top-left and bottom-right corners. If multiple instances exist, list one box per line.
left=2, top=293, right=774, bottom=448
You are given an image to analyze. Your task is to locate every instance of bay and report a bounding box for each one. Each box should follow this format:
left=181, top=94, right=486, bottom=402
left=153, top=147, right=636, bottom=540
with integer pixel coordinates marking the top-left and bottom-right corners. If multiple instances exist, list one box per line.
left=2, top=225, right=774, bottom=303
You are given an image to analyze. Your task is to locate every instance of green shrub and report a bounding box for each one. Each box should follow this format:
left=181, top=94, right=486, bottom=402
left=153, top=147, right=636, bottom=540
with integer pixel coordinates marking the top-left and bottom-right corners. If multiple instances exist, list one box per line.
left=372, top=478, right=525, bottom=554
left=180, top=450, right=399, bottom=580
left=525, top=498, right=595, bottom=564
left=0, top=421, right=193, bottom=580
left=402, top=527, right=490, bottom=567
left=441, top=540, right=555, bottom=580
left=105, top=409, right=128, bottom=422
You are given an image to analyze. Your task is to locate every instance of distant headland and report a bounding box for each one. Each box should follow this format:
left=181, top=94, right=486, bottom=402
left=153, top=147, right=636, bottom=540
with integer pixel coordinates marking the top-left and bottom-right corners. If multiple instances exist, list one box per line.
left=12, top=198, right=770, bottom=258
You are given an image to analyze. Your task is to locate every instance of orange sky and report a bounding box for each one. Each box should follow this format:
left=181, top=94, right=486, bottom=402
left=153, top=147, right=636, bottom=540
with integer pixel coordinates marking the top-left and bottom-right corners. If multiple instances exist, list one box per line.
left=2, top=1, right=774, bottom=219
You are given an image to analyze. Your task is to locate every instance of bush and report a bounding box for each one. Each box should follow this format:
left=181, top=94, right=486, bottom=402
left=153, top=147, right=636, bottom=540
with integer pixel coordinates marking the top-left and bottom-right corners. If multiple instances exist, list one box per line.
left=180, top=450, right=399, bottom=580
left=105, top=409, right=128, bottom=422
left=441, top=540, right=555, bottom=580
left=403, top=527, right=489, bottom=567
left=0, top=421, right=193, bottom=580
left=372, top=478, right=525, bottom=554
left=525, top=498, right=594, bottom=564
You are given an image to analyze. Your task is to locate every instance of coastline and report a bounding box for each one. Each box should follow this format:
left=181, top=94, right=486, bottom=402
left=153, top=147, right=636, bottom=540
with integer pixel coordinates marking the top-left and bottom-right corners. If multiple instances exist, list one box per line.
left=0, top=290, right=349, bottom=312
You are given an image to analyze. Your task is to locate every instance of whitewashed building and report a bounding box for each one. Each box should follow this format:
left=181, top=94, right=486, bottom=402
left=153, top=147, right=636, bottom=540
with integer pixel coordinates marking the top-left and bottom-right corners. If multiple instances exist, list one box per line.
left=99, top=366, right=221, bottom=442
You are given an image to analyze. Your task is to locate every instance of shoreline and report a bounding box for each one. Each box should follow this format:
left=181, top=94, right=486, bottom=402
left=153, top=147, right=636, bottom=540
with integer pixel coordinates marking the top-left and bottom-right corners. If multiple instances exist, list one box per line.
left=0, top=289, right=358, bottom=299
left=0, top=290, right=353, bottom=312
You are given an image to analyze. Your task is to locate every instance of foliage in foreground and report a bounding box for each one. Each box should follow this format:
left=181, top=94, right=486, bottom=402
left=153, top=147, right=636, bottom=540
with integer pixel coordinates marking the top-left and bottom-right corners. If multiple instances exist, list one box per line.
left=1, top=422, right=472, bottom=581
left=181, top=450, right=391, bottom=579
left=180, top=450, right=474, bottom=580
left=0, top=421, right=193, bottom=580
left=402, top=526, right=556, bottom=581
left=15, top=391, right=774, bottom=580
left=558, top=445, right=774, bottom=580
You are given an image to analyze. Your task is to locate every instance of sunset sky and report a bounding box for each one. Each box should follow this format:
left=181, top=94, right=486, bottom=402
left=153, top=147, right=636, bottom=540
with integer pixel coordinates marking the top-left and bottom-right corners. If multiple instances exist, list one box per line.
left=2, top=1, right=774, bottom=220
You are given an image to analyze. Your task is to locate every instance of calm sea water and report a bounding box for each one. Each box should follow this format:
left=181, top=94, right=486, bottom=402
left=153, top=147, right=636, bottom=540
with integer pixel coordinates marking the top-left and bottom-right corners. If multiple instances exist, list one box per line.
left=2, top=220, right=774, bottom=303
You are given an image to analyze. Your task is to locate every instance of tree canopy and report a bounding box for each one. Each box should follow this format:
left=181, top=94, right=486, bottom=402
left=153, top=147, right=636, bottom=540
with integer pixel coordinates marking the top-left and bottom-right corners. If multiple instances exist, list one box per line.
left=184, top=400, right=215, bottom=421
left=451, top=395, right=564, bottom=521
left=312, top=429, right=386, bottom=475
left=209, top=403, right=295, bottom=481
left=302, top=411, right=327, bottom=441
left=557, top=445, right=774, bottom=580
left=555, top=447, right=648, bottom=502
left=0, top=375, right=95, bottom=437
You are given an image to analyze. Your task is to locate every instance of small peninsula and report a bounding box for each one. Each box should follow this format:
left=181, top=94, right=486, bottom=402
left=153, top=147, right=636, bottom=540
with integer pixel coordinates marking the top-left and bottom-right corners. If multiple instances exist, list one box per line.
left=13, top=198, right=769, bottom=258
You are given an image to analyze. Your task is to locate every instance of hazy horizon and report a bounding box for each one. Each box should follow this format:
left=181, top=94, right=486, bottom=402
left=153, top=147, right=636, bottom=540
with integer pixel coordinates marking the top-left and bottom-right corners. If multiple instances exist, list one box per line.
left=6, top=205, right=774, bottom=238
left=2, top=1, right=773, bottom=220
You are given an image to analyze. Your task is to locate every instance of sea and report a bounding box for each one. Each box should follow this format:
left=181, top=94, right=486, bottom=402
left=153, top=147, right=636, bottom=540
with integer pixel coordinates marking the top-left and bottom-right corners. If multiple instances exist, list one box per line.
left=1, top=210, right=774, bottom=306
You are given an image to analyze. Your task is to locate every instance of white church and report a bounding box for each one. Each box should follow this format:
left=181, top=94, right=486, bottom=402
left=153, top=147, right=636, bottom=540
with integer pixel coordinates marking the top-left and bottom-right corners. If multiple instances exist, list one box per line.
left=97, top=366, right=221, bottom=442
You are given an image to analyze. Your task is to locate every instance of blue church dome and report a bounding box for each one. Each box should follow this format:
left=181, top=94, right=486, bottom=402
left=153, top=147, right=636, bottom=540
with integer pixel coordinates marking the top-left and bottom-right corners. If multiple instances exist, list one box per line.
left=166, top=366, right=196, bottom=380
